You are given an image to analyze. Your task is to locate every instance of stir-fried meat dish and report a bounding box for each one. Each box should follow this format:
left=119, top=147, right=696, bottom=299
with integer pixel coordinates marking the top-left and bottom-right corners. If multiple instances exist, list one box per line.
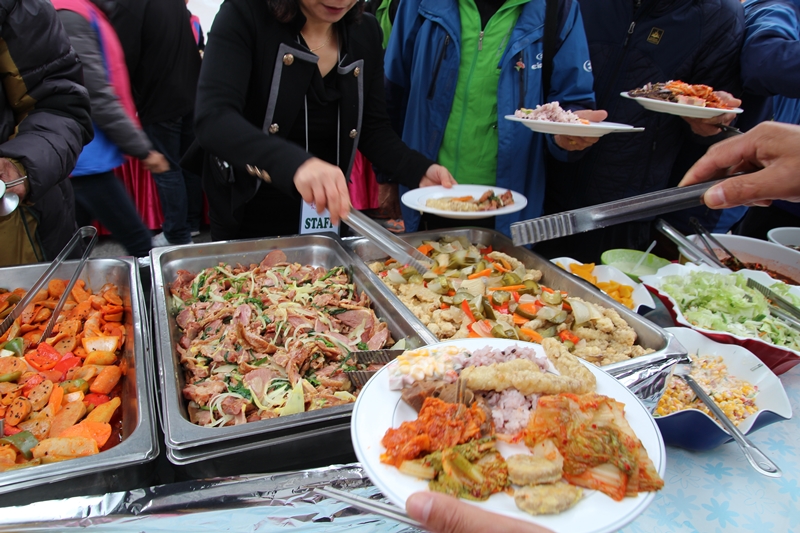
left=426, top=189, right=515, bottom=212
left=628, top=80, right=733, bottom=109
left=171, top=250, right=394, bottom=427
left=720, top=257, right=799, bottom=285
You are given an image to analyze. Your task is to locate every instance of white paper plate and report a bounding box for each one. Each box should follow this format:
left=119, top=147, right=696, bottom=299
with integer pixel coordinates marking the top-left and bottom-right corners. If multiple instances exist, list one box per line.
left=551, top=257, right=655, bottom=313
left=352, top=338, right=666, bottom=533
left=401, top=185, right=527, bottom=220
left=505, top=115, right=644, bottom=137
left=620, top=92, right=743, bottom=119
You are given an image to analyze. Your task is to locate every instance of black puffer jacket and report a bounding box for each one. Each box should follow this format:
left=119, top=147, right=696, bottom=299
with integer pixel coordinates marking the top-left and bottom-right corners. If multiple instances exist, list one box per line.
left=0, top=0, right=93, bottom=261
left=540, top=0, right=744, bottom=261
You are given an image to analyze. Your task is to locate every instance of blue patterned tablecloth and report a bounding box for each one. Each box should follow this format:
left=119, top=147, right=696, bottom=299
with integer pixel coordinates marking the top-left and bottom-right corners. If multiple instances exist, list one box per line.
left=622, top=365, right=800, bottom=533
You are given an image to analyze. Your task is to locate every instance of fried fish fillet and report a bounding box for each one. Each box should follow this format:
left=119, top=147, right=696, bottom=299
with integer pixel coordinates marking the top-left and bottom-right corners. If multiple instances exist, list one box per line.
left=514, top=481, right=583, bottom=515
left=460, top=341, right=595, bottom=395
left=507, top=454, right=563, bottom=486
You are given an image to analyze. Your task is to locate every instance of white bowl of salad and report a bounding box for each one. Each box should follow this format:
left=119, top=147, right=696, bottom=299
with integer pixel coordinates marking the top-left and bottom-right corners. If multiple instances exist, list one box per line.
left=640, top=263, right=800, bottom=375
left=654, top=327, right=792, bottom=451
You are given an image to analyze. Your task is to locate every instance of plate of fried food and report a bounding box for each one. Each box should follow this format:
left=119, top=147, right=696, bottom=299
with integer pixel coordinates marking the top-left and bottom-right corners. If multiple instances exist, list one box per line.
left=506, top=102, right=643, bottom=137
left=401, top=185, right=527, bottom=220
left=351, top=338, right=665, bottom=533
left=621, top=81, right=744, bottom=119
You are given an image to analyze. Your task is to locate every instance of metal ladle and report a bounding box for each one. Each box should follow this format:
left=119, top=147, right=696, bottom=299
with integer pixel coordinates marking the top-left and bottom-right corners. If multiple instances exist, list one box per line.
left=673, top=363, right=782, bottom=477
left=0, top=176, right=28, bottom=217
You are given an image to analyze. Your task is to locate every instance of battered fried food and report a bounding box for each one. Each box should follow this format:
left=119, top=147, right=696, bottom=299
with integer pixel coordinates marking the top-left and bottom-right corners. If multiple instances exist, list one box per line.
left=514, top=481, right=583, bottom=515
left=507, top=454, right=563, bottom=485
left=460, top=341, right=595, bottom=395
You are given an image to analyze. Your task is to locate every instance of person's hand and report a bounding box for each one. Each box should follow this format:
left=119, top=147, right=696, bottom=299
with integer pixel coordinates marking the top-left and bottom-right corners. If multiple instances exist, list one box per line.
left=141, top=151, right=170, bottom=174
left=679, top=121, right=800, bottom=208
left=406, top=492, right=555, bottom=533
left=682, top=91, right=741, bottom=137
left=553, top=109, right=608, bottom=151
left=293, top=157, right=350, bottom=224
left=0, top=157, right=27, bottom=201
left=419, top=164, right=457, bottom=188
left=378, top=182, right=402, bottom=219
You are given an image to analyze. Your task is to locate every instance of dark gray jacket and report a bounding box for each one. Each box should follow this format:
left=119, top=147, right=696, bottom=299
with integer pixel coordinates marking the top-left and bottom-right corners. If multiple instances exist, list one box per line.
left=0, top=0, right=93, bottom=260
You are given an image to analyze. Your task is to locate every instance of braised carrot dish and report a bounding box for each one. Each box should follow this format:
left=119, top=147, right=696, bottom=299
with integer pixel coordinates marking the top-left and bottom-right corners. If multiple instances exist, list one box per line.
left=0, top=280, right=125, bottom=471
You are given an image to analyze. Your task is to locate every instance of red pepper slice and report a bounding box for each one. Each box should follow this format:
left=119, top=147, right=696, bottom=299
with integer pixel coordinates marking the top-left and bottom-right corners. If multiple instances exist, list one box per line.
left=479, top=245, right=493, bottom=255
left=460, top=299, right=476, bottom=323
left=53, top=353, right=81, bottom=380
left=83, top=393, right=111, bottom=408
left=21, top=374, right=44, bottom=396
left=511, top=291, right=521, bottom=303
left=25, top=343, right=61, bottom=372
left=3, top=424, right=22, bottom=437
left=559, top=330, right=580, bottom=344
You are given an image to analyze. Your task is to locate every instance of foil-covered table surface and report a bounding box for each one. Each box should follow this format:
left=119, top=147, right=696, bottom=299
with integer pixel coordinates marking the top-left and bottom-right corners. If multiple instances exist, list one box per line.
left=0, top=463, right=419, bottom=533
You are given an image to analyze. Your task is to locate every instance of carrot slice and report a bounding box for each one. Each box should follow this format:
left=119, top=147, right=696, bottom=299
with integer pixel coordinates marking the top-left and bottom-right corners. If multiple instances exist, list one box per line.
left=90, top=365, right=123, bottom=395
left=47, top=385, right=64, bottom=415
left=519, top=328, right=544, bottom=343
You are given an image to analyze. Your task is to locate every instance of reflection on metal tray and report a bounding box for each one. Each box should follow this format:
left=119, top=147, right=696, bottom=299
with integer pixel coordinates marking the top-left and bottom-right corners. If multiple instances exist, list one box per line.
left=343, top=228, right=687, bottom=379
left=0, top=258, right=158, bottom=504
left=150, top=234, right=437, bottom=461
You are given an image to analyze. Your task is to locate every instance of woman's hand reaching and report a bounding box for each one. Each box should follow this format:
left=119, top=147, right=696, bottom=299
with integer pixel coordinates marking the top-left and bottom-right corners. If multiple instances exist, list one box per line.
left=420, top=164, right=457, bottom=188
left=293, top=157, right=351, bottom=225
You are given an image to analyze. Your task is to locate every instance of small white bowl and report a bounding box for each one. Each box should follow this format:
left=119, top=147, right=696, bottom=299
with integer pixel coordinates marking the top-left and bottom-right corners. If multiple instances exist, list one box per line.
left=767, top=227, right=800, bottom=252
left=682, top=233, right=800, bottom=285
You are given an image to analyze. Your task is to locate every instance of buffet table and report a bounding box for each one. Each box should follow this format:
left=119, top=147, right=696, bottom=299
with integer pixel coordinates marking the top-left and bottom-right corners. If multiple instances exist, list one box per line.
left=0, top=364, right=796, bottom=532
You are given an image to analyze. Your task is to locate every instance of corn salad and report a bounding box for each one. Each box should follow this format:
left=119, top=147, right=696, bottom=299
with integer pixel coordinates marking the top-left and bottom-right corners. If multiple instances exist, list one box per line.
left=655, top=354, right=758, bottom=425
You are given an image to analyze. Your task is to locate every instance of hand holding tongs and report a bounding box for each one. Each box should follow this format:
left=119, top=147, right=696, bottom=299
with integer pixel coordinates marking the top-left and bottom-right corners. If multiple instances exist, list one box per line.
left=0, top=176, right=28, bottom=217
left=0, top=226, right=98, bottom=341
left=511, top=178, right=728, bottom=246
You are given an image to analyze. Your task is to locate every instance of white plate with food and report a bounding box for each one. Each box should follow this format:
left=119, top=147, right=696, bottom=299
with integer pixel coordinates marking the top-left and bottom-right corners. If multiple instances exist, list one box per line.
left=352, top=338, right=666, bottom=533
left=620, top=91, right=743, bottom=119
left=401, top=185, right=527, bottom=220
left=505, top=115, right=644, bottom=137
left=551, top=257, right=655, bottom=313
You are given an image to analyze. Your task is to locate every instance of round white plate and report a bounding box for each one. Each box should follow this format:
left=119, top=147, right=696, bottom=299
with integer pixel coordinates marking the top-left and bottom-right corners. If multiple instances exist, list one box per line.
left=621, top=92, right=743, bottom=119
left=505, top=115, right=644, bottom=137
left=401, top=185, right=527, bottom=220
left=351, top=338, right=666, bottom=533
left=551, top=257, right=656, bottom=313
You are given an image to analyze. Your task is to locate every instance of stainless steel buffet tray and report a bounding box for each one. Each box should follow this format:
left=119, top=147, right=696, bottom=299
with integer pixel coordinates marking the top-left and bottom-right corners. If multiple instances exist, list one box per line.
left=150, top=234, right=437, bottom=455
left=0, top=258, right=158, bottom=503
left=343, top=228, right=686, bottom=374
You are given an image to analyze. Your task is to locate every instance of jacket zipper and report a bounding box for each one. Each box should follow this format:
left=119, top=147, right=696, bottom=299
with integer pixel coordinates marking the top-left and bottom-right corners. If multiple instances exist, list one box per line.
left=597, top=13, right=641, bottom=106
left=478, top=30, right=484, bottom=51
left=427, top=34, right=451, bottom=99
left=518, top=51, right=526, bottom=109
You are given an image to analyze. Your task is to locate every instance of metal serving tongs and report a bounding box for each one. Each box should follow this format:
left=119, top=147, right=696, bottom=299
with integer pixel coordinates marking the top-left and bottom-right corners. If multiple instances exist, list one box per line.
left=689, top=217, right=746, bottom=270
left=511, top=178, right=728, bottom=245
left=746, top=277, right=800, bottom=331
left=0, top=226, right=98, bottom=340
left=0, top=176, right=28, bottom=217
left=673, top=361, right=782, bottom=477
left=654, top=218, right=727, bottom=268
left=344, top=209, right=434, bottom=274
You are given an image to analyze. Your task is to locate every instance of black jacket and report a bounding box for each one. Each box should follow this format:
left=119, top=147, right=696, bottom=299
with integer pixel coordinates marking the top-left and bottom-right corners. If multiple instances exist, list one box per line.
left=193, top=0, right=434, bottom=236
left=109, top=0, right=201, bottom=125
left=0, top=0, right=93, bottom=262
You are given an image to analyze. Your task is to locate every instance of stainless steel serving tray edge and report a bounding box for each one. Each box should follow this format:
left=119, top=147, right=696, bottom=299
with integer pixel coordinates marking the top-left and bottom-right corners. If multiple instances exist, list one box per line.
left=150, top=234, right=435, bottom=451
left=0, top=258, right=159, bottom=494
left=343, top=229, right=686, bottom=373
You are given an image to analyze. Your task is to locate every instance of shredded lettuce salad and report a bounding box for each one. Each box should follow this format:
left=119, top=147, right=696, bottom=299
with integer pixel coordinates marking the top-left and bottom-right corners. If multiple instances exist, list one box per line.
left=660, top=271, right=800, bottom=352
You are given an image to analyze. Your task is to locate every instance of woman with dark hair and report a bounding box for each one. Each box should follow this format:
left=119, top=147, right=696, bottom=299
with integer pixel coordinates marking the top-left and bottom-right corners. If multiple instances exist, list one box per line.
left=193, top=0, right=455, bottom=240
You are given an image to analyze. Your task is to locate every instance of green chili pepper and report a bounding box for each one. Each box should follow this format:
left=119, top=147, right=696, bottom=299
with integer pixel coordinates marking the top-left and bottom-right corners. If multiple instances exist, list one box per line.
left=0, top=430, right=39, bottom=460
left=60, top=378, right=89, bottom=394
left=0, top=338, right=24, bottom=358
left=0, top=371, right=22, bottom=383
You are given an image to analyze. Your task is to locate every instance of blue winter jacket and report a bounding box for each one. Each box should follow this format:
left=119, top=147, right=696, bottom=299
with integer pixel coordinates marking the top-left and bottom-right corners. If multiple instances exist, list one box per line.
left=544, top=0, right=744, bottom=252
left=384, top=0, right=596, bottom=237
left=742, top=0, right=800, bottom=217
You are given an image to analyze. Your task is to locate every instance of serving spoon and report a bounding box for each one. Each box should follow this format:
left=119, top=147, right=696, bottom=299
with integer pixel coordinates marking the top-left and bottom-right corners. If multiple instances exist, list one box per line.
left=672, top=363, right=781, bottom=477
left=0, top=176, right=28, bottom=216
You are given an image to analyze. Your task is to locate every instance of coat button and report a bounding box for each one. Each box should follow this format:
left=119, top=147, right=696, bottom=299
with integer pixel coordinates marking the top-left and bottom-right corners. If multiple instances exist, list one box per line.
left=353, top=67, right=360, bottom=77
left=283, top=53, right=294, bottom=65
left=269, top=123, right=280, bottom=134
left=349, top=129, right=357, bottom=138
